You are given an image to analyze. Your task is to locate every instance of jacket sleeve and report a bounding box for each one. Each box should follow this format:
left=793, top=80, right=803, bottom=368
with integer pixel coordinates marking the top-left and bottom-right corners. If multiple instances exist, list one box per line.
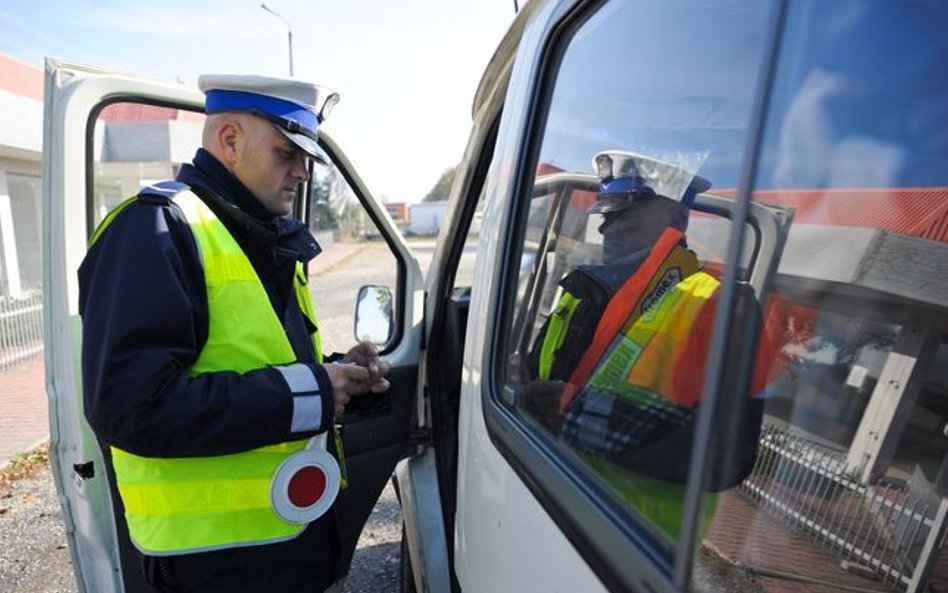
left=78, top=200, right=335, bottom=458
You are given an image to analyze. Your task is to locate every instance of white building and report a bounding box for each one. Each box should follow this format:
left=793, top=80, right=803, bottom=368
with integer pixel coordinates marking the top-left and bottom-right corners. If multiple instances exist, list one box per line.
left=0, top=54, right=44, bottom=295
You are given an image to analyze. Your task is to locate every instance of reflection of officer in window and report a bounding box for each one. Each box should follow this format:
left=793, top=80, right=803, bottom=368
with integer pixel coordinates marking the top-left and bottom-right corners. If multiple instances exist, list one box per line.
left=526, top=150, right=765, bottom=492
left=527, top=151, right=705, bottom=386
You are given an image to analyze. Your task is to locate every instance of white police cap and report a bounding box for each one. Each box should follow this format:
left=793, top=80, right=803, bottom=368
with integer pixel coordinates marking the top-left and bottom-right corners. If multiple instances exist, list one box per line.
left=590, top=150, right=711, bottom=215
left=198, top=74, right=340, bottom=159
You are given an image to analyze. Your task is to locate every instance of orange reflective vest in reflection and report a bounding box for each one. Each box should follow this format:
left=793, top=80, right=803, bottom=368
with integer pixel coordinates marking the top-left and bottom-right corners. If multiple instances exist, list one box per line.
left=561, top=226, right=777, bottom=411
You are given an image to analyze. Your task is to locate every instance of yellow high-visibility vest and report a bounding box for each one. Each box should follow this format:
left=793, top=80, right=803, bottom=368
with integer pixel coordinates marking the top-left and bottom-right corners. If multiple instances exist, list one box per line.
left=91, top=189, right=325, bottom=555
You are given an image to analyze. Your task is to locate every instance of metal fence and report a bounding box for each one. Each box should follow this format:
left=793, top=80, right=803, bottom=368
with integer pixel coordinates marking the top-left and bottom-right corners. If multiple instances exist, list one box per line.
left=0, top=290, right=44, bottom=374
left=739, top=423, right=948, bottom=593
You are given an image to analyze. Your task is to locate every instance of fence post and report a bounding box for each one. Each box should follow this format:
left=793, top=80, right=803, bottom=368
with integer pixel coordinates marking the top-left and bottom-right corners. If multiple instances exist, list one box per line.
left=906, top=497, right=948, bottom=593
left=0, top=289, right=44, bottom=373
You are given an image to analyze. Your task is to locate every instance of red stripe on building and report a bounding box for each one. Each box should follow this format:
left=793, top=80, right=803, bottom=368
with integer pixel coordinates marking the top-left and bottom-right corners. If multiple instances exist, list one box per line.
left=753, top=187, right=948, bottom=238
left=0, top=54, right=43, bottom=101
left=704, top=187, right=948, bottom=243
left=98, top=102, right=205, bottom=123
left=0, top=52, right=205, bottom=124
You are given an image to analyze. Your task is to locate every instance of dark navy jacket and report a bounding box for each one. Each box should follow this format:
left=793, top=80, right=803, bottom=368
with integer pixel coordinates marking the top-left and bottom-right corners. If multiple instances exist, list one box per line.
left=79, top=148, right=335, bottom=458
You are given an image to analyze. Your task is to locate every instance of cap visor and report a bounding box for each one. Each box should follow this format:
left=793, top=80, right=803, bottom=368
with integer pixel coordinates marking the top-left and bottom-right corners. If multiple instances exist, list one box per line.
left=276, top=126, right=328, bottom=164
left=586, top=194, right=634, bottom=215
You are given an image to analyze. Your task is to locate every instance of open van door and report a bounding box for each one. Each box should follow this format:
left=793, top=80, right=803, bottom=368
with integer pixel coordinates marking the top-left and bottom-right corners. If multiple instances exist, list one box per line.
left=42, top=58, right=424, bottom=593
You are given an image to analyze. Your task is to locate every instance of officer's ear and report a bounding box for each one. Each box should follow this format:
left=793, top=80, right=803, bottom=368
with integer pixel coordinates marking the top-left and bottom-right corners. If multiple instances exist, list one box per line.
left=213, top=116, right=246, bottom=167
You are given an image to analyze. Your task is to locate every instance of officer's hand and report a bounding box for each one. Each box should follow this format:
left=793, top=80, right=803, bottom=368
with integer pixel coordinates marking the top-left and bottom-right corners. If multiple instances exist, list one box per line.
left=325, top=363, right=376, bottom=417
left=343, top=341, right=391, bottom=394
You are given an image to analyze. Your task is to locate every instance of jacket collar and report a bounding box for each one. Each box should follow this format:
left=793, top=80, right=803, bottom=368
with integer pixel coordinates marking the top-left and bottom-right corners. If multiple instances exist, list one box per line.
left=177, top=149, right=321, bottom=264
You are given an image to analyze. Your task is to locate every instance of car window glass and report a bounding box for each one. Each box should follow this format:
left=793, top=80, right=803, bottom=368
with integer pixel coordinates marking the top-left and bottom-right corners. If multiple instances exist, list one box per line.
left=703, top=1, right=948, bottom=591
left=500, top=0, right=771, bottom=561
left=305, top=162, right=398, bottom=352
left=452, top=119, right=500, bottom=292
left=453, top=197, right=484, bottom=291
left=89, top=100, right=398, bottom=354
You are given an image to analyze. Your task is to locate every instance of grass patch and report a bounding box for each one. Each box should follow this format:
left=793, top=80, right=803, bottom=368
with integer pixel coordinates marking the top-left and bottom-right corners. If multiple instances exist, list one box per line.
left=0, top=442, right=49, bottom=489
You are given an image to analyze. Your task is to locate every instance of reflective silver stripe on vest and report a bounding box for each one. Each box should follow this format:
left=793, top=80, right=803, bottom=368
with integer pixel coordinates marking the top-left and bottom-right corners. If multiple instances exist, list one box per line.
left=276, top=363, right=323, bottom=433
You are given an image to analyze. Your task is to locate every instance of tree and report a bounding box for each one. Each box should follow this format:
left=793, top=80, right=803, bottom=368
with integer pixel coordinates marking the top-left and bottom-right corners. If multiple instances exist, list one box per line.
left=422, top=166, right=457, bottom=202
left=308, top=178, right=337, bottom=231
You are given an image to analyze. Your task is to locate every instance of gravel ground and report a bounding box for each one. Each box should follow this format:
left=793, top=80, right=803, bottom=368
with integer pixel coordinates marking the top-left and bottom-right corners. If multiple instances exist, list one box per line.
left=0, top=466, right=74, bottom=593
left=0, top=461, right=403, bottom=593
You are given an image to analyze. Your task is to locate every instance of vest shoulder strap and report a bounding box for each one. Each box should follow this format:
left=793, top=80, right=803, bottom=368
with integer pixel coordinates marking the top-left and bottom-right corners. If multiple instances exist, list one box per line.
left=89, top=181, right=193, bottom=248
left=137, top=180, right=190, bottom=204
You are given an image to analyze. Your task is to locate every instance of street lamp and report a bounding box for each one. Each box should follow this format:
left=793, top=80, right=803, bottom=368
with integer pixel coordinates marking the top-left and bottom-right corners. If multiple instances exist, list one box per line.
left=261, top=3, right=294, bottom=77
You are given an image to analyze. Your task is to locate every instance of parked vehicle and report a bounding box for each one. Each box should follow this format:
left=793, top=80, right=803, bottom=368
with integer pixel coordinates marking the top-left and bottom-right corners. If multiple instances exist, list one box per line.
left=45, top=0, right=948, bottom=592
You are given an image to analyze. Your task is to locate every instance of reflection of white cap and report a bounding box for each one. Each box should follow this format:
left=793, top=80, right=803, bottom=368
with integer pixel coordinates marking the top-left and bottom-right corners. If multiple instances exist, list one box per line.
left=199, top=74, right=340, bottom=159
left=590, top=150, right=711, bottom=214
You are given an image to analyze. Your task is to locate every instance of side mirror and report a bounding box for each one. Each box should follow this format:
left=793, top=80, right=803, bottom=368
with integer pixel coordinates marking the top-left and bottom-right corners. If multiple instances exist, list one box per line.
left=354, top=285, right=394, bottom=346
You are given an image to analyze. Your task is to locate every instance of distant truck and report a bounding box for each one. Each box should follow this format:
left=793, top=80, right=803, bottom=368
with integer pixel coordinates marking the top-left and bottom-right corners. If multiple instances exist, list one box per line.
left=406, top=201, right=447, bottom=236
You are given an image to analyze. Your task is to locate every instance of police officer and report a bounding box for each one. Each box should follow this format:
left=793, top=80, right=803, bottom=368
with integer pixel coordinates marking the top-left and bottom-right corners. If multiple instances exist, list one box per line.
left=79, top=75, right=389, bottom=593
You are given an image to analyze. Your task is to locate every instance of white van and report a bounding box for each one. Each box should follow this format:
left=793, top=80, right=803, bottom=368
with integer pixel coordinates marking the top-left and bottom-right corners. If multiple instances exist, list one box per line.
left=46, top=0, right=948, bottom=592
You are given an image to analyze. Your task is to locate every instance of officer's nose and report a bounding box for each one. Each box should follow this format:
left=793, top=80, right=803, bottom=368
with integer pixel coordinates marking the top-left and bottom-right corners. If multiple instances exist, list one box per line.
left=291, top=152, right=311, bottom=183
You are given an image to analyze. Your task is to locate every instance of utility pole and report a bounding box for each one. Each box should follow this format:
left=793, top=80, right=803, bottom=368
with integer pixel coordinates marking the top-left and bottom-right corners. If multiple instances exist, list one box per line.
left=261, top=3, right=294, bottom=77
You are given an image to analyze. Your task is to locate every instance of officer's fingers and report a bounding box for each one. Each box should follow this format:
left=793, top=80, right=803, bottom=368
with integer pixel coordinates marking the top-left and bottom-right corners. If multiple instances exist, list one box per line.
left=358, top=340, right=379, bottom=357
left=342, top=349, right=361, bottom=366
left=369, top=378, right=390, bottom=394
left=365, top=358, right=389, bottom=380
left=338, top=365, right=374, bottom=397
left=326, top=364, right=369, bottom=397
left=325, top=364, right=346, bottom=389
left=342, top=363, right=370, bottom=383
left=333, top=387, right=352, bottom=417
left=328, top=362, right=370, bottom=384
left=344, top=341, right=377, bottom=365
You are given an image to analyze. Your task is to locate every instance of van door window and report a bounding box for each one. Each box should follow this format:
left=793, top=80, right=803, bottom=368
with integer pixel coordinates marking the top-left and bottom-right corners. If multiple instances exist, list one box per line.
left=707, top=1, right=948, bottom=591
left=498, top=0, right=772, bottom=564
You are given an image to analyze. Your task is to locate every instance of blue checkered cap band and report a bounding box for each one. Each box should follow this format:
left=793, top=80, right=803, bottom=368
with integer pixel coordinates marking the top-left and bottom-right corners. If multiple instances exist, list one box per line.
left=198, top=74, right=340, bottom=158
left=205, top=89, right=320, bottom=135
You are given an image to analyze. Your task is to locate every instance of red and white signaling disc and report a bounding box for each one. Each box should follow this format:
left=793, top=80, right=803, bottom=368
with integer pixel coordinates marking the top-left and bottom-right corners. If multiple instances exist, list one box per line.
left=270, top=445, right=340, bottom=524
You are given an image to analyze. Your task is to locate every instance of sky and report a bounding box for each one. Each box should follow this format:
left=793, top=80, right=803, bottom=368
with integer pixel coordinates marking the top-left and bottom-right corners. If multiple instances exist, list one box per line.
left=0, top=0, right=517, bottom=203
